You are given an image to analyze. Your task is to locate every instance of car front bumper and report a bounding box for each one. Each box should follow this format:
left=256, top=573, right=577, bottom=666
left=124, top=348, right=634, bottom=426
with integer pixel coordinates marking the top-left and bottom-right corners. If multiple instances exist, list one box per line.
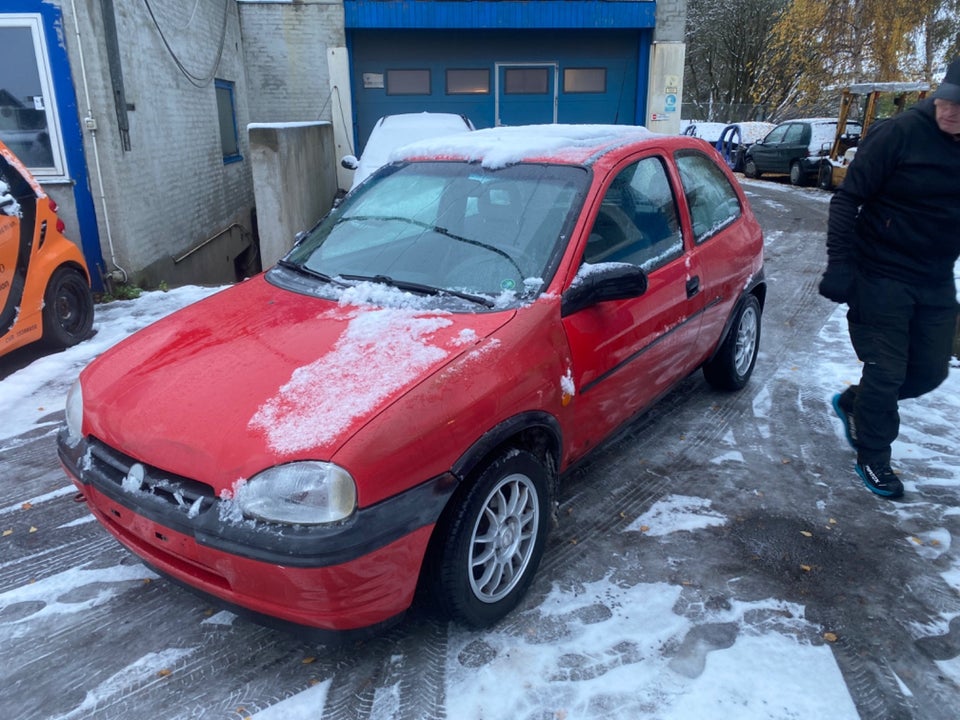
left=58, top=428, right=457, bottom=636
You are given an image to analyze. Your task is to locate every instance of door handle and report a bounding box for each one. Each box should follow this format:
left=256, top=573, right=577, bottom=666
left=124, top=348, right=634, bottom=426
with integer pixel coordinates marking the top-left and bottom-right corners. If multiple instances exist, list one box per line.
left=686, top=276, right=700, bottom=298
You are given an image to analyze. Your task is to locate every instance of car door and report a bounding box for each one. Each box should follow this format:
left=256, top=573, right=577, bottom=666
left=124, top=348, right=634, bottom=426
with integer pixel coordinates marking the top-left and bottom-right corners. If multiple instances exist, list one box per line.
left=749, top=124, right=788, bottom=174
left=0, top=155, right=32, bottom=339
left=561, top=152, right=704, bottom=458
left=672, top=148, right=754, bottom=366
left=775, top=123, right=807, bottom=172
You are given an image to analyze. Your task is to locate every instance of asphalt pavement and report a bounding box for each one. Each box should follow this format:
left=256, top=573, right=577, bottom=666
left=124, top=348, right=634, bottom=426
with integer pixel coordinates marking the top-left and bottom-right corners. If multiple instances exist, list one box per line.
left=2, top=177, right=959, bottom=719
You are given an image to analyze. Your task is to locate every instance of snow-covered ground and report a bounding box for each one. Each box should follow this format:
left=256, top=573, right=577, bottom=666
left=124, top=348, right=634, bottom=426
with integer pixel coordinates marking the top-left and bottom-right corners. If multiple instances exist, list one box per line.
left=2, top=271, right=957, bottom=717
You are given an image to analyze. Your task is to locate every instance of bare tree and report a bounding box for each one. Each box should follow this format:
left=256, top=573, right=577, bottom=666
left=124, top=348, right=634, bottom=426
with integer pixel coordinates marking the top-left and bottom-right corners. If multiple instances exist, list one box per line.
left=684, top=0, right=789, bottom=121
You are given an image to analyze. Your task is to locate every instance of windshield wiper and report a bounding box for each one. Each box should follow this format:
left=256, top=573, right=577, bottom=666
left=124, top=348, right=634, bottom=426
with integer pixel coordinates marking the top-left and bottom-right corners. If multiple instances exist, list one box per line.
left=277, top=258, right=346, bottom=286
left=339, top=273, right=495, bottom=308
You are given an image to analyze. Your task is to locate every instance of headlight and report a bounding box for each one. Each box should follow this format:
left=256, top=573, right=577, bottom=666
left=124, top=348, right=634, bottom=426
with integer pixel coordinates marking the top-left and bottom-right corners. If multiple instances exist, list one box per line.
left=237, top=462, right=357, bottom=525
left=64, top=379, right=84, bottom=446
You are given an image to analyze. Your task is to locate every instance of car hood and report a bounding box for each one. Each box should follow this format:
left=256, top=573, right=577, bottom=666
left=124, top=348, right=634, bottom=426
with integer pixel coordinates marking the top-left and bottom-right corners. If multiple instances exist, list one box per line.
left=80, top=275, right=514, bottom=491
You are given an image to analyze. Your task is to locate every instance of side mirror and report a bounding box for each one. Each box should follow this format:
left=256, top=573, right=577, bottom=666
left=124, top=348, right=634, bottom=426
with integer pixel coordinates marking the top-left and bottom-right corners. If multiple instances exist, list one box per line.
left=561, top=263, right=648, bottom=317
left=341, top=155, right=359, bottom=170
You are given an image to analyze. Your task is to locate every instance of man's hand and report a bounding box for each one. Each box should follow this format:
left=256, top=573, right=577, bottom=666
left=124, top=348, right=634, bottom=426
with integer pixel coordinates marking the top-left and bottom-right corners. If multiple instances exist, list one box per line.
left=818, top=262, right=854, bottom=304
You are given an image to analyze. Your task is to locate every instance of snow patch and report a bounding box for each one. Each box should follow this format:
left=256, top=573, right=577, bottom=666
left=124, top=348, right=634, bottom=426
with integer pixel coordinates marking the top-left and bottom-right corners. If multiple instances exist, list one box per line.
left=625, top=495, right=728, bottom=536
left=249, top=307, right=453, bottom=455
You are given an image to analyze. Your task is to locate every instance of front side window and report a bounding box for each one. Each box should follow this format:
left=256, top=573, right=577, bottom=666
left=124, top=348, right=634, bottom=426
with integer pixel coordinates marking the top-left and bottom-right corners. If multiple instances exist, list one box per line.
left=0, top=15, right=66, bottom=178
left=584, top=156, right=683, bottom=272
left=215, top=79, right=241, bottom=163
left=675, top=151, right=742, bottom=244
left=763, top=125, right=789, bottom=145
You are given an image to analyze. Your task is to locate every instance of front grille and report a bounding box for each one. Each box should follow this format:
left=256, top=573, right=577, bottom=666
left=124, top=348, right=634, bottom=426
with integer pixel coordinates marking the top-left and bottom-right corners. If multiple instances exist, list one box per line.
left=87, top=437, right=217, bottom=517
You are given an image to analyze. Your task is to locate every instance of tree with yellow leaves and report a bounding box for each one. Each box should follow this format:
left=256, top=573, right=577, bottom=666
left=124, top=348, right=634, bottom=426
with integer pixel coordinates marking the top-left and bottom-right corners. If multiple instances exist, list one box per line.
left=749, top=0, right=958, bottom=118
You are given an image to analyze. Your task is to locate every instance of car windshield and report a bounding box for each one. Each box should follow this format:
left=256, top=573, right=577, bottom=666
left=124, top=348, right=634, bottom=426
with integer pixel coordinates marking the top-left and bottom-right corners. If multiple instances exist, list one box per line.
left=282, top=161, right=588, bottom=308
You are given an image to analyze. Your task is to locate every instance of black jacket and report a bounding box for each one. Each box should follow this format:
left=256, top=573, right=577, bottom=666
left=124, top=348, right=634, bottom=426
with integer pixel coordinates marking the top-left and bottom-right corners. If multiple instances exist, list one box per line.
left=826, top=98, right=960, bottom=285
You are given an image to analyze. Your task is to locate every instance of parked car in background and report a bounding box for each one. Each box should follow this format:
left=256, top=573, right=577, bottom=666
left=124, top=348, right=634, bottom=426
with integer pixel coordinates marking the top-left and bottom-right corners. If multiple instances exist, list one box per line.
left=714, top=122, right=776, bottom=172
left=680, top=120, right=728, bottom=146
left=1, top=139, right=93, bottom=358
left=60, top=125, right=766, bottom=638
left=743, top=118, right=862, bottom=186
left=340, top=112, right=475, bottom=191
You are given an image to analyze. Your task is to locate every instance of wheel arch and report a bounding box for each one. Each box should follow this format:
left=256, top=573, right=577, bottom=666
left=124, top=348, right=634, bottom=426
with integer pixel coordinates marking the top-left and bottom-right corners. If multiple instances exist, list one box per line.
left=450, top=411, right=562, bottom=493
left=705, top=274, right=766, bottom=367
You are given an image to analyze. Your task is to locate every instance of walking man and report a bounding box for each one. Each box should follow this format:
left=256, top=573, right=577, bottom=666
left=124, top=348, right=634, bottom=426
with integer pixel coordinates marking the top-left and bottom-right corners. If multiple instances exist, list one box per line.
left=818, top=58, right=960, bottom=498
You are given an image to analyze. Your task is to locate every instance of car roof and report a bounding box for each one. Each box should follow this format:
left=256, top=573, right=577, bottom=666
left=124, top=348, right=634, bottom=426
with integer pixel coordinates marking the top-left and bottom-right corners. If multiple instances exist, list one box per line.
left=393, top=123, right=693, bottom=168
left=776, top=117, right=841, bottom=125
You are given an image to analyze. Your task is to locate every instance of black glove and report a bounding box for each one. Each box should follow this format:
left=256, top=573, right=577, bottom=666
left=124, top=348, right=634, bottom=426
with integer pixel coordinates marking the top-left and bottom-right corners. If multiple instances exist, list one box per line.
left=818, top=262, right=854, bottom=304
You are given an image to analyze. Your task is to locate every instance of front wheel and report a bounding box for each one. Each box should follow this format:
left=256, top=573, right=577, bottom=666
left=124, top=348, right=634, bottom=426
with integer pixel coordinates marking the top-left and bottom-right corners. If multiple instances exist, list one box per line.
left=42, top=266, right=94, bottom=349
left=743, top=158, right=761, bottom=179
left=431, top=448, right=551, bottom=628
left=789, top=161, right=806, bottom=186
left=703, top=294, right=761, bottom=391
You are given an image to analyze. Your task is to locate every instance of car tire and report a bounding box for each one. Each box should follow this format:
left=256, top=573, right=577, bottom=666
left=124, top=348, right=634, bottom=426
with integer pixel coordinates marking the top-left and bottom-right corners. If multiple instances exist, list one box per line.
left=743, top=158, right=760, bottom=179
left=817, top=163, right=833, bottom=191
left=703, top=294, right=761, bottom=391
left=732, top=147, right=746, bottom=173
left=789, top=161, right=806, bottom=186
left=431, top=448, right=551, bottom=628
left=42, top=266, right=94, bottom=349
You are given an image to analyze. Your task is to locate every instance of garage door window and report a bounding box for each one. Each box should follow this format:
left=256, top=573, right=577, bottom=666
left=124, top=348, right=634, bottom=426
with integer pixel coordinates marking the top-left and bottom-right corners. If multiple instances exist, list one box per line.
left=446, top=69, right=490, bottom=95
left=0, top=15, right=66, bottom=179
left=563, top=68, right=606, bottom=94
left=504, top=68, right=549, bottom=94
left=386, top=70, right=431, bottom=95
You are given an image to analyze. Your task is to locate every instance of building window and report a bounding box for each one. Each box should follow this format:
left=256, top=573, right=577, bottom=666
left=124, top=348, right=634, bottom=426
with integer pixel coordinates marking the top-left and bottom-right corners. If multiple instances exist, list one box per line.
left=446, top=69, right=490, bottom=95
left=386, top=69, right=431, bottom=95
left=215, top=79, right=241, bottom=164
left=0, top=15, right=66, bottom=178
left=564, top=68, right=606, bottom=94
left=504, top=68, right=549, bottom=94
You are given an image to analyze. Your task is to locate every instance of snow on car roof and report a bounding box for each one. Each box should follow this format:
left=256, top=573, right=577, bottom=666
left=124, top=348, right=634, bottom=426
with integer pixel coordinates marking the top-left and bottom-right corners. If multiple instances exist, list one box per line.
left=393, top=123, right=660, bottom=169
left=732, top=122, right=777, bottom=144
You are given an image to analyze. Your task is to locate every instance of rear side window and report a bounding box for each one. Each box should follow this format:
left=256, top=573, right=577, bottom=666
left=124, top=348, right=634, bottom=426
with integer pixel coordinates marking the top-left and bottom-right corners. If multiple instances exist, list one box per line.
left=675, top=151, right=742, bottom=244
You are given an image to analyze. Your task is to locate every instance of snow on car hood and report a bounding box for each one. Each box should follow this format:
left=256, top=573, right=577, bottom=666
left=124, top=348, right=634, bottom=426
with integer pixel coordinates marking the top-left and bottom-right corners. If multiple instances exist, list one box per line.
left=79, top=275, right=513, bottom=489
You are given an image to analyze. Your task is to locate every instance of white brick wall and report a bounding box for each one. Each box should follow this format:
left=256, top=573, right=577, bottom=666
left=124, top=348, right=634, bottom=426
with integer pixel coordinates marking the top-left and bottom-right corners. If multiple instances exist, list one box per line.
left=239, top=1, right=346, bottom=123
left=54, top=0, right=256, bottom=286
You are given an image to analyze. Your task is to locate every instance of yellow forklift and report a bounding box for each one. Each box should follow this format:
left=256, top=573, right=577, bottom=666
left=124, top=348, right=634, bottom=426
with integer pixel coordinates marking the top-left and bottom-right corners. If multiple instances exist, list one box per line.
left=816, top=81, right=930, bottom=190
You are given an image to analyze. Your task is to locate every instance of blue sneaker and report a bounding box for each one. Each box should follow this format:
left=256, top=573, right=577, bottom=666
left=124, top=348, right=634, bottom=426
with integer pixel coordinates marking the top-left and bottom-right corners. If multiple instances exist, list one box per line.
left=855, top=461, right=904, bottom=499
left=832, top=393, right=857, bottom=450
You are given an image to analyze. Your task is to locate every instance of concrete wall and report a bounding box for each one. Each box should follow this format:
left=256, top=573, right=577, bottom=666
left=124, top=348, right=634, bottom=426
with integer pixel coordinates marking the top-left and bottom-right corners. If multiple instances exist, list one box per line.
left=52, top=0, right=256, bottom=288
left=646, top=0, right=687, bottom=134
left=248, top=122, right=338, bottom=269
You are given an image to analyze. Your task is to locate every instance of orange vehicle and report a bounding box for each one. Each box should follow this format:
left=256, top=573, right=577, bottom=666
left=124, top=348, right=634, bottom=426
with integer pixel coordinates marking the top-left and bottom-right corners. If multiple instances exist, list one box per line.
left=1, top=139, right=94, bottom=358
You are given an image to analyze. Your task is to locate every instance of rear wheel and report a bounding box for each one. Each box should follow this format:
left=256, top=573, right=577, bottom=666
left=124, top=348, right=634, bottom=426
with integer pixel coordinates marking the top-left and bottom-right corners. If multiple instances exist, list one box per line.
left=789, top=160, right=806, bottom=186
left=817, top=163, right=834, bottom=190
left=431, top=448, right=551, bottom=628
left=42, top=266, right=94, bottom=349
left=703, top=294, right=761, bottom=391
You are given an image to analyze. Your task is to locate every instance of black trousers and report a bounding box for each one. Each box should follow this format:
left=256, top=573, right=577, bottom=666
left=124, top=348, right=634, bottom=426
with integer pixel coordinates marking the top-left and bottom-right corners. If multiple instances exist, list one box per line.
left=843, top=271, right=958, bottom=465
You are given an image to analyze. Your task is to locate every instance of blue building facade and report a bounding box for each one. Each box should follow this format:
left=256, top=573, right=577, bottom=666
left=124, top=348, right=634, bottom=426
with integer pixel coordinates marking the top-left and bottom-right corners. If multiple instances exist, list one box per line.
left=344, top=1, right=658, bottom=151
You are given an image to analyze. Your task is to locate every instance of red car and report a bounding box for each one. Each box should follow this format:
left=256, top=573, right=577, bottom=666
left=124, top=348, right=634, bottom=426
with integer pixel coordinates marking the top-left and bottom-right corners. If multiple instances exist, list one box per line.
left=59, top=126, right=765, bottom=638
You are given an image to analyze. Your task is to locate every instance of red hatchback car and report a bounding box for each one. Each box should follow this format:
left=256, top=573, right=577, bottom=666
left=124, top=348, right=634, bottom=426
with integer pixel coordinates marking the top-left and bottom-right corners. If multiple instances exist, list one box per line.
left=59, top=125, right=765, bottom=638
